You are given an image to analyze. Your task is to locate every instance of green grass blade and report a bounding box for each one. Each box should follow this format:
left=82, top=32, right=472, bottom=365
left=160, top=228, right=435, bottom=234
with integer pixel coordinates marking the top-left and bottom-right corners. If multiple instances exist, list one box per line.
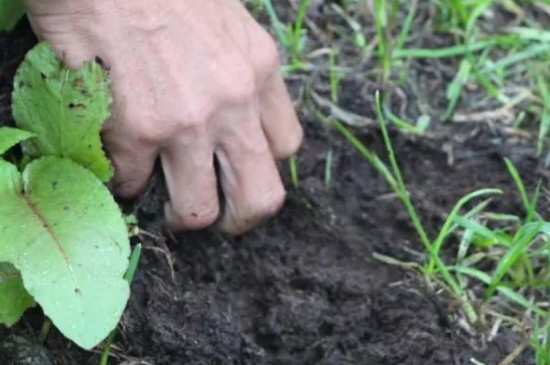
left=395, top=0, right=417, bottom=51
left=100, top=244, right=142, bottom=365
left=324, top=149, right=333, bottom=187
left=443, top=59, right=472, bottom=121
left=429, top=188, right=502, bottom=273
left=512, top=27, right=550, bottom=42
left=260, top=0, right=286, bottom=44
left=536, top=73, right=550, bottom=155
left=504, top=157, right=530, bottom=211
left=374, top=92, right=476, bottom=322
left=289, top=155, right=299, bottom=188
left=486, top=224, right=542, bottom=298
left=526, top=183, right=541, bottom=224
left=450, top=0, right=468, bottom=26
left=454, top=215, right=514, bottom=247
left=332, top=119, right=398, bottom=190
left=483, top=43, right=550, bottom=74
left=124, top=244, right=142, bottom=284
left=373, top=0, right=391, bottom=79
left=465, top=0, right=494, bottom=36
left=294, top=0, right=312, bottom=43
left=453, top=266, right=546, bottom=316
left=393, top=36, right=519, bottom=59
left=375, top=94, right=431, bottom=249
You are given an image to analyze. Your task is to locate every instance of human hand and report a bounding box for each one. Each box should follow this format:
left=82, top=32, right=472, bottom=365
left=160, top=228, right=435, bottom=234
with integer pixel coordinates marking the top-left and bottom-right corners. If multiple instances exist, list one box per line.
left=23, top=0, right=303, bottom=234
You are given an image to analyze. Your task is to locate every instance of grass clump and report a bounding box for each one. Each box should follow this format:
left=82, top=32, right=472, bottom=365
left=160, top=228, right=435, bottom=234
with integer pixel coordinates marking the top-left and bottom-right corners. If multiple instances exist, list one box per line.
left=333, top=91, right=550, bottom=362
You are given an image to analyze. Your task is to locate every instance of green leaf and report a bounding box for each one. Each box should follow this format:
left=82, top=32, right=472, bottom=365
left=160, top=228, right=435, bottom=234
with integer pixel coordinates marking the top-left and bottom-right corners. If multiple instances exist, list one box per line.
left=442, top=58, right=471, bottom=121
left=0, top=127, right=35, bottom=155
left=0, top=157, right=130, bottom=349
left=0, top=0, right=25, bottom=32
left=0, top=263, right=35, bottom=326
left=12, top=42, right=113, bottom=182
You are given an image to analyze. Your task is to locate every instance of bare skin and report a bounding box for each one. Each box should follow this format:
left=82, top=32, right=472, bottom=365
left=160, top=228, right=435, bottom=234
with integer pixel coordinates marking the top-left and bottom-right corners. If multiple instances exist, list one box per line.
left=22, top=0, right=303, bottom=234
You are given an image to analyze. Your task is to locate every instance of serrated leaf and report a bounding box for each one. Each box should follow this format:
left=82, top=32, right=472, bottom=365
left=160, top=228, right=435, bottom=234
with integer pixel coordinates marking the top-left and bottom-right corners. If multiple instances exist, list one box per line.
left=0, top=262, right=35, bottom=326
left=12, top=42, right=113, bottom=182
left=0, top=157, right=129, bottom=349
left=0, top=0, right=25, bottom=32
left=0, top=127, right=35, bottom=155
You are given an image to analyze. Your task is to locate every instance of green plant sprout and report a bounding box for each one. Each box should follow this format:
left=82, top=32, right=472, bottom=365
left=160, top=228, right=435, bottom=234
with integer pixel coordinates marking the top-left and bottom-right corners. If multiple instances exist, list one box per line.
left=532, top=314, right=550, bottom=365
left=372, top=0, right=392, bottom=81
left=261, top=0, right=312, bottom=71
left=329, top=49, right=343, bottom=103
left=450, top=159, right=550, bottom=363
left=0, top=42, right=131, bottom=350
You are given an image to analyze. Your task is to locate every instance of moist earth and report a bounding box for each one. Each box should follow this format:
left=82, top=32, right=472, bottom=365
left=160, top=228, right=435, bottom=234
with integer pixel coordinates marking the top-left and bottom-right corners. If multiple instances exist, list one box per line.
left=0, top=20, right=543, bottom=365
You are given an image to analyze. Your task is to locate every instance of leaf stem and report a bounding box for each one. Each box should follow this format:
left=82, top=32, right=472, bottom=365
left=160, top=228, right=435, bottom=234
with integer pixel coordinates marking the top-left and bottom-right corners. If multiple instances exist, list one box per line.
left=99, top=244, right=142, bottom=365
left=38, top=318, right=52, bottom=343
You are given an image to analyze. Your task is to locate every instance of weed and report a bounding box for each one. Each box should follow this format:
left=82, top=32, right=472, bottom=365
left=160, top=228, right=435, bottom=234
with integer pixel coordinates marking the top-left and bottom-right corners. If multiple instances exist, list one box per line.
left=329, top=49, right=343, bottom=103
left=261, top=0, right=312, bottom=70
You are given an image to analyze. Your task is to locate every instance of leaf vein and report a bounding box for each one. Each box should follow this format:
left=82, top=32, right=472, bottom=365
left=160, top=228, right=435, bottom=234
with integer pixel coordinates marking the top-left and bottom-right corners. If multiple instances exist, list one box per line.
left=21, top=193, right=79, bottom=290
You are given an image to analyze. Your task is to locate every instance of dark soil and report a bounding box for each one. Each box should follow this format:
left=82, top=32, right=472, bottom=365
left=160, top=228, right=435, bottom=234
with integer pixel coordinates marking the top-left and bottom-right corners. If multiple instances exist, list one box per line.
left=0, top=16, right=545, bottom=365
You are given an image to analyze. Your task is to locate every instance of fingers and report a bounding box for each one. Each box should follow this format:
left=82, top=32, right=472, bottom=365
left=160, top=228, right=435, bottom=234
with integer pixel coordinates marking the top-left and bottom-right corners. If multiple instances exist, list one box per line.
left=103, top=134, right=156, bottom=198
left=259, top=70, right=303, bottom=160
left=161, top=135, right=220, bottom=230
left=216, top=107, right=286, bottom=235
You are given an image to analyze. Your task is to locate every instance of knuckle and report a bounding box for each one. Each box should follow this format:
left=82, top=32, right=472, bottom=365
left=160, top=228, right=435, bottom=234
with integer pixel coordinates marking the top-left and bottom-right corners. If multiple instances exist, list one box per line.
left=180, top=107, right=210, bottom=133
left=135, top=125, right=165, bottom=144
left=123, top=114, right=165, bottom=144
left=254, top=31, right=280, bottom=72
left=221, top=68, right=257, bottom=106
